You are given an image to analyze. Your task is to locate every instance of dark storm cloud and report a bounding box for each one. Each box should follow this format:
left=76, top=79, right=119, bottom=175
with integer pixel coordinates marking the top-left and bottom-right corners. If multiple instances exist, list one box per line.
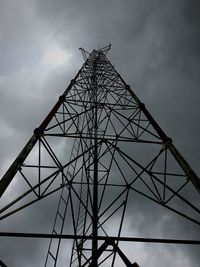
left=0, top=0, right=200, bottom=266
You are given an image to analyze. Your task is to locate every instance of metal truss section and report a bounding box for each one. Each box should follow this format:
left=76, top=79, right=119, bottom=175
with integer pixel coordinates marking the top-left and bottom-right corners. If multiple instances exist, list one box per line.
left=0, top=46, right=199, bottom=266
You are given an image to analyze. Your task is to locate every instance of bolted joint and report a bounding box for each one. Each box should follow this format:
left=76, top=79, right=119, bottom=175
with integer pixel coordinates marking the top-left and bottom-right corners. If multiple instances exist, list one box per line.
left=67, top=180, right=72, bottom=187
left=102, top=138, right=107, bottom=143
left=59, top=94, right=66, bottom=103
left=108, top=239, right=115, bottom=246
left=132, top=262, right=139, bottom=267
left=138, top=102, right=145, bottom=110
left=163, top=137, right=172, bottom=148
left=18, top=165, right=22, bottom=171
left=71, top=79, right=75, bottom=84
left=34, top=127, right=44, bottom=138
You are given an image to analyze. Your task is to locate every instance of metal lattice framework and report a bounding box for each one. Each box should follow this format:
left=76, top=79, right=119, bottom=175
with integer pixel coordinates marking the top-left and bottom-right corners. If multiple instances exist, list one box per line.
left=0, top=45, right=200, bottom=266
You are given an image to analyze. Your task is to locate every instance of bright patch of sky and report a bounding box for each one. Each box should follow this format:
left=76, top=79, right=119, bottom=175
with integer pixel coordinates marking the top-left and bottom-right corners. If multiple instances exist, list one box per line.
left=41, top=43, right=72, bottom=69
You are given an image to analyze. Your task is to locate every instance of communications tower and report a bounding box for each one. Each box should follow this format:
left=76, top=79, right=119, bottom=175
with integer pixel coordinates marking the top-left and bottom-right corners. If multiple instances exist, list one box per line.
left=0, top=45, right=200, bottom=266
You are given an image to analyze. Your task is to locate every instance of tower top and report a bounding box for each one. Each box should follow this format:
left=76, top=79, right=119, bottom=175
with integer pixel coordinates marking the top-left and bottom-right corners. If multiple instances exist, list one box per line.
left=79, top=44, right=111, bottom=61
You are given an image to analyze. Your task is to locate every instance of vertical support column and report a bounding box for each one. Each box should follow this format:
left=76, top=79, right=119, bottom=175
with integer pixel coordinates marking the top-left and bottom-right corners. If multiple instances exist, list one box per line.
left=92, top=56, right=99, bottom=266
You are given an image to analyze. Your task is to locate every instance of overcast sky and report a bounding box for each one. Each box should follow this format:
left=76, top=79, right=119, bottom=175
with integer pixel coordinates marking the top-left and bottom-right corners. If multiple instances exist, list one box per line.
left=0, top=0, right=200, bottom=266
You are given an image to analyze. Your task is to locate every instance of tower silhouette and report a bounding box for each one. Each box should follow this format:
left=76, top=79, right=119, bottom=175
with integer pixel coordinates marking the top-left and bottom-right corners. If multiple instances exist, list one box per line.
left=0, top=45, right=200, bottom=266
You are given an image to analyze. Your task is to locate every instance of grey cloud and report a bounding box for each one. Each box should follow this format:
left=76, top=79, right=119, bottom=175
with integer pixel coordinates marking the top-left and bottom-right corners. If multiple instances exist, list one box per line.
left=0, top=0, right=199, bottom=266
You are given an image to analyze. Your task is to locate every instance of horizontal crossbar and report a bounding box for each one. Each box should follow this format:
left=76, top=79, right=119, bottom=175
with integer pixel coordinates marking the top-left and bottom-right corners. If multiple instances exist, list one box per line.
left=0, top=232, right=199, bottom=245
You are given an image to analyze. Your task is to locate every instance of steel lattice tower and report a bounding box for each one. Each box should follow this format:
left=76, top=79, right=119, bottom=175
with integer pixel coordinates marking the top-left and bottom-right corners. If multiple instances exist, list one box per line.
left=0, top=45, right=200, bottom=266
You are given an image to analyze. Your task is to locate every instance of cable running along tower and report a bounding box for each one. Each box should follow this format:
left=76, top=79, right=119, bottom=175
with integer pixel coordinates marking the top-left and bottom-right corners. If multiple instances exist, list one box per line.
left=0, top=45, right=200, bottom=266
